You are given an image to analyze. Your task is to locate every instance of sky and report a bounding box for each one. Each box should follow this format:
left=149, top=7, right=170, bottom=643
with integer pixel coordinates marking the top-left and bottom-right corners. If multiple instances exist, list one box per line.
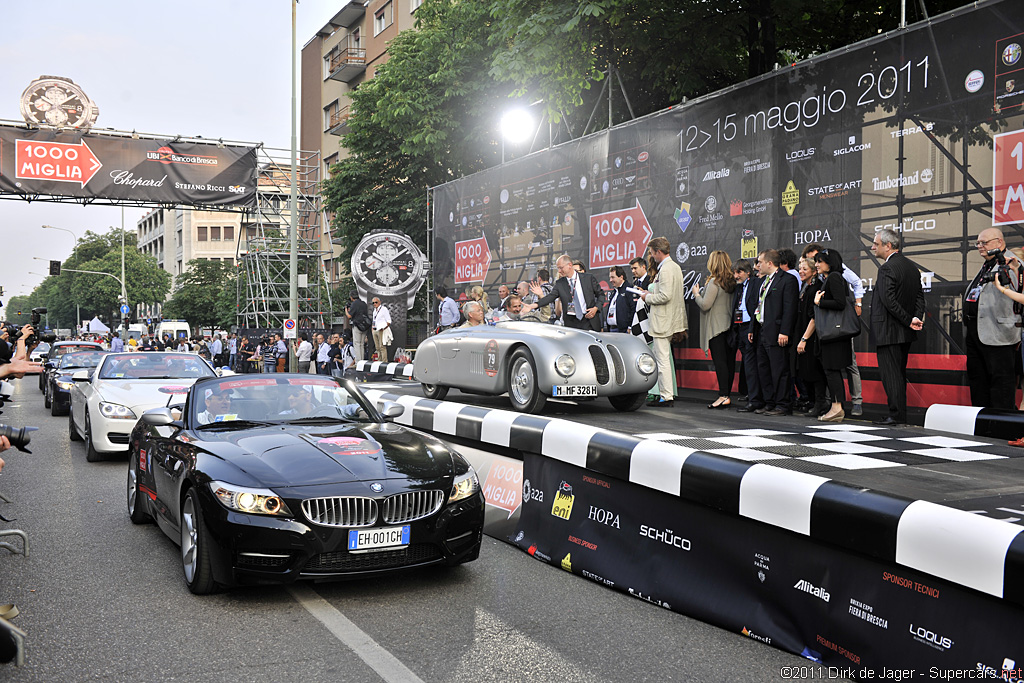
left=0, top=0, right=343, bottom=304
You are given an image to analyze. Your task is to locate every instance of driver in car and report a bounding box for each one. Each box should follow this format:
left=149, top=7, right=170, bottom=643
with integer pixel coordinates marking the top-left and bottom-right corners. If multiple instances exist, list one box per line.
left=197, top=388, right=235, bottom=424
left=279, top=386, right=316, bottom=417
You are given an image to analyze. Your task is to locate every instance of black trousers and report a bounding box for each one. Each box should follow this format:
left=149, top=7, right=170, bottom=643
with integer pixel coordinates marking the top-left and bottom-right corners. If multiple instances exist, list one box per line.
left=738, top=323, right=762, bottom=406
left=965, top=322, right=1017, bottom=409
left=756, top=341, right=791, bottom=410
left=824, top=368, right=846, bottom=405
left=708, top=331, right=736, bottom=396
left=877, top=342, right=912, bottom=422
left=564, top=313, right=601, bottom=331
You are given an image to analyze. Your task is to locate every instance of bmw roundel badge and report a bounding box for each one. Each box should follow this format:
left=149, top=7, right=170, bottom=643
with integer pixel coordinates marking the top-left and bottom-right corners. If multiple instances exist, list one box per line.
left=370, top=483, right=383, bottom=493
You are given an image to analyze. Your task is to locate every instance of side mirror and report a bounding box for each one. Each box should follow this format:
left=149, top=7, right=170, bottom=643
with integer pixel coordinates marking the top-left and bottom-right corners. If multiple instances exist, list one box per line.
left=72, top=370, right=90, bottom=382
left=141, top=407, right=175, bottom=426
left=377, top=401, right=405, bottom=419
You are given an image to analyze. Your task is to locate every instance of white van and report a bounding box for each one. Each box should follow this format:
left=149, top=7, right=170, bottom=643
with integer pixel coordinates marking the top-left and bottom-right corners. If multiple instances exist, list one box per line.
left=125, top=323, right=148, bottom=341
left=155, top=320, right=191, bottom=341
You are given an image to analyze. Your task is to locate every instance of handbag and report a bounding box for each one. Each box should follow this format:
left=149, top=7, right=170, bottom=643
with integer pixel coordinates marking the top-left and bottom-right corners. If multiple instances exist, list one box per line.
left=815, top=291, right=862, bottom=342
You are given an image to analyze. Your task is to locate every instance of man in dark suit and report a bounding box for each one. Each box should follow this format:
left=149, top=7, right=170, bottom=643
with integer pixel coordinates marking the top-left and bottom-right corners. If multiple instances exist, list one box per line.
left=526, top=254, right=604, bottom=330
left=751, top=249, right=799, bottom=415
left=605, top=265, right=637, bottom=333
left=630, top=257, right=651, bottom=290
left=733, top=259, right=764, bottom=413
left=870, top=228, right=925, bottom=425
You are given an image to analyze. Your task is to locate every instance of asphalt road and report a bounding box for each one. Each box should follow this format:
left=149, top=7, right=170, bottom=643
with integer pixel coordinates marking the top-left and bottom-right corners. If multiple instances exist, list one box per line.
left=0, top=376, right=826, bottom=683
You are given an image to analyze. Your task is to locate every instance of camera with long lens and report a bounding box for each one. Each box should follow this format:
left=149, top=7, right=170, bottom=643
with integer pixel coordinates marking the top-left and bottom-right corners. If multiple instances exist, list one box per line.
left=980, top=249, right=1013, bottom=287
left=4, top=308, right=57, bottom=348
left=0, top=424, right=38, bottom=453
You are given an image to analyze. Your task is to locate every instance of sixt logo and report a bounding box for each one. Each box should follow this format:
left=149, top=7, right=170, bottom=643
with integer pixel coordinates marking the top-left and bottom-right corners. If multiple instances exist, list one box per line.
left=794, top=579, right=830, bottom=602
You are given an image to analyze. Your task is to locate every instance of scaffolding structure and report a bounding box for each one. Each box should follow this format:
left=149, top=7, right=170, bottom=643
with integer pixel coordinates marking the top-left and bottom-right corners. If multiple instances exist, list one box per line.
left=236, top=146, right=335, bottom=329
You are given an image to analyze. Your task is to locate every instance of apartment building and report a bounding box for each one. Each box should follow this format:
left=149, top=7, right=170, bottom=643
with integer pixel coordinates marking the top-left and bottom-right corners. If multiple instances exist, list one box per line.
left=300, top=0, right=421, bottom=179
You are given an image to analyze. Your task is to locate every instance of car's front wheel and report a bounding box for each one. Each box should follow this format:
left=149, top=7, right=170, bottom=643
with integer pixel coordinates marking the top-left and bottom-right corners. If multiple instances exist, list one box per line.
left=507, top=348, right=546, bottom=414
left=68, top=406, right=83, bottom=442
left=84, top=411, right=102, bottom=462
left=609, top=392, right=647, bottom=412
left=127, top=452, right=152, bottom=524
left=181, top=488, right=218, bottom=594
left=421, top=383, right=449, bottom=400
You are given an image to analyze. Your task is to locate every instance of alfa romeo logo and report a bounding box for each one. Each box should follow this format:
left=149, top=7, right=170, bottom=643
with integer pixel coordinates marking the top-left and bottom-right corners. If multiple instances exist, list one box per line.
left=1004, top=43, right=1021, bottom=66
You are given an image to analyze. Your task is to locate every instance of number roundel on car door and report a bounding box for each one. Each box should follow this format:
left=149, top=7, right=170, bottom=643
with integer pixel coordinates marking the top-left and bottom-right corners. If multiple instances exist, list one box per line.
left=484, top=340, right=499, bottom=377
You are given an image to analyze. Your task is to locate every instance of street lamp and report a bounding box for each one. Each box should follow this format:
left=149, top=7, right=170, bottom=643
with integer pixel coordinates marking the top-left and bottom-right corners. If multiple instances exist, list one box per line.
left=499, top=100, right=547, bottom=163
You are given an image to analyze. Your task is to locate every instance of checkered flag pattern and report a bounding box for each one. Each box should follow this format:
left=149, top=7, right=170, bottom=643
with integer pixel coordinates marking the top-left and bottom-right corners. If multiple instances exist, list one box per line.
left=354, top=360, right=415, bottom=379
left=630, top=297, right=652, bottom=344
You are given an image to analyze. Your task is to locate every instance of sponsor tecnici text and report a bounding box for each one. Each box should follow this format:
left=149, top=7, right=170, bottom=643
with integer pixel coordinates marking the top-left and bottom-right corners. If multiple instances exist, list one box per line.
left=639, top=525, right=690, bottom=550
left=794, top=579, right=830, bottom=602
left=881, top=571, right=940, bottom=598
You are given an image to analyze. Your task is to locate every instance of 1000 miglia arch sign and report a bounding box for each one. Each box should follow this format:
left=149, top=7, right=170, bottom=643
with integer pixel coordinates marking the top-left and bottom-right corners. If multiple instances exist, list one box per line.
left=431, top=0, right=1024, bottom=409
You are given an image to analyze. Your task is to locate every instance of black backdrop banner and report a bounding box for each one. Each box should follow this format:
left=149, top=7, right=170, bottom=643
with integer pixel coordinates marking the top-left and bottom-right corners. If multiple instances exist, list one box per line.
left=513, top=454, right=1024, bottom=676
left=431, top=0, right=1024, bottom=402
left=0, top=125, right=257, bottom=207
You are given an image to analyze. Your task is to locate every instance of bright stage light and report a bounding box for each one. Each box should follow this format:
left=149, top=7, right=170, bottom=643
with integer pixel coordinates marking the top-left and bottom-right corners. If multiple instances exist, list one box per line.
left=500, top=108, right=535, bottom=144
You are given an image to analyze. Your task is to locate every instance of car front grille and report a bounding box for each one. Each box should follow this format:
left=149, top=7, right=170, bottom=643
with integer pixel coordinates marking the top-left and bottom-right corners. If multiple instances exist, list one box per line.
left=381, top=490, right=444, bottom=524
left=108, top=433, right=131, bottom=444
left=302, top=496, right=377, bottom=528
left=589, top=345, right=610, bottom=385
left=303, top=544, right=442, bottom=572
left=607, top=344, right=626, bottom=385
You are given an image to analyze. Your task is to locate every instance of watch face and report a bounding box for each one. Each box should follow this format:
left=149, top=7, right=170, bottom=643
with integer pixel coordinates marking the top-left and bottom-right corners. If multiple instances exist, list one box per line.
left=351, top=232, right=425, bottom=297
left=20, top=76, right=99, bottom=130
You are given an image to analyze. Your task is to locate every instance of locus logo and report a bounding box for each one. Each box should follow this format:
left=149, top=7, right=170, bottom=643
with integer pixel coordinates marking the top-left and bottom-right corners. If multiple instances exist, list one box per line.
left=909, top=623, right=953, bottom=651
left=793, top=579, right=830, bottom=602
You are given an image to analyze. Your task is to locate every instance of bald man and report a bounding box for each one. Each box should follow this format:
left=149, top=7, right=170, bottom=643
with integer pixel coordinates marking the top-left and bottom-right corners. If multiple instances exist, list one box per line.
left=964, top=227, right=1021, bottom=409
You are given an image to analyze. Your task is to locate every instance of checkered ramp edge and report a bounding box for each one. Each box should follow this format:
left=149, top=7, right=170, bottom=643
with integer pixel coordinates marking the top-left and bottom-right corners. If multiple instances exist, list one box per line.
left=355, top=360, right=414, bottom=379
left=361, top=388, right=1024, bottom=605
left=925, top=404, right=1024, bottom=442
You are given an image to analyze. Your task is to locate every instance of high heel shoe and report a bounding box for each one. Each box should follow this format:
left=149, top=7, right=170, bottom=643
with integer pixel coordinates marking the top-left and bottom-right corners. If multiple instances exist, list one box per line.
left=714, top=399, right=732, bottom=409
left=818, top=407, right=845, bottom=423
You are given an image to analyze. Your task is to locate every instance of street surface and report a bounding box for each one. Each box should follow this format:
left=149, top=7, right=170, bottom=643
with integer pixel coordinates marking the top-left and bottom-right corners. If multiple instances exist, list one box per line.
left=0, top=376, right=827, bottom=682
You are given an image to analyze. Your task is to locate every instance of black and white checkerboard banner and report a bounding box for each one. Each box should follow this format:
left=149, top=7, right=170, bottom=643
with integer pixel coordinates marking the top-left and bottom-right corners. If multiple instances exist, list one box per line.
left=363, top=388, right=1024, bottom=604
left=925, top=404, right=1024, bottom=441
left=354, top=360, right=415, bottom=379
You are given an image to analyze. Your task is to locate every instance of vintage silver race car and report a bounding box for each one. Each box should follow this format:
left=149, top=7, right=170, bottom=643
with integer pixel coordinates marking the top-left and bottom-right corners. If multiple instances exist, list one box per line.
left=412, top=321, right=658, bottom=413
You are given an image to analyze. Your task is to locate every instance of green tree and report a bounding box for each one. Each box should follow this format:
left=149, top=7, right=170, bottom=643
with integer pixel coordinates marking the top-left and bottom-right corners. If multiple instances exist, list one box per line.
left=163, top=259, right=236, bottom=330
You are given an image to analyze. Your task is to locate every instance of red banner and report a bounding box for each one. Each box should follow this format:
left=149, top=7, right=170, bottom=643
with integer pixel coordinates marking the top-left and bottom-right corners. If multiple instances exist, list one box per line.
left=454, top=236, right=491, bottom=284
left=589, top=200, right=654, bottom=268
left=993, top=128, right=1024, bottom=226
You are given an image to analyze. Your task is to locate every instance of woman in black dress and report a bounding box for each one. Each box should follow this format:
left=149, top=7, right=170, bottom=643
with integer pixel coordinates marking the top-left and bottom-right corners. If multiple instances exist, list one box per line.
left=813, top=249, right=853, bottom=423
left=794, top=257, right=828, bottom=417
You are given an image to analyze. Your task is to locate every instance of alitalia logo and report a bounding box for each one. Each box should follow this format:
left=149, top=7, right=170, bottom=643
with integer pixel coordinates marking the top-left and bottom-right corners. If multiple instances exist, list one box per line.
left=794, top=579, right=830, bottom=602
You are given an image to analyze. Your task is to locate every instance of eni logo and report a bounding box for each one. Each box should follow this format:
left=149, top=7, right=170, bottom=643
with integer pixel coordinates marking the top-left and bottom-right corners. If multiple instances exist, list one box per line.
left=551, top=481, right=574, bottom=520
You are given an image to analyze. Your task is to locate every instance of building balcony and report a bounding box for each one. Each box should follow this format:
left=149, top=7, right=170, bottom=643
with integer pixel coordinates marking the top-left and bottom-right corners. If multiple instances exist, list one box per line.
left=327, top=106, right=351, bottom=136
left=327, top=48, right=367, bottom=83
left=329, top=0, right=365, bottom=29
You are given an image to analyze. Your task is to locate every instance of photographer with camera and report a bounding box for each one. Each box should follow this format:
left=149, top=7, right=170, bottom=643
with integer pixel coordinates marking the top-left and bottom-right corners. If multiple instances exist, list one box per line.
left=964, top=228, right=1021, bottom=409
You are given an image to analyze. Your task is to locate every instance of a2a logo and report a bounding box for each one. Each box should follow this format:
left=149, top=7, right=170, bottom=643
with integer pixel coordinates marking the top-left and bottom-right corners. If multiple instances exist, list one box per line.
left=522, top=479, right=544, bottom=504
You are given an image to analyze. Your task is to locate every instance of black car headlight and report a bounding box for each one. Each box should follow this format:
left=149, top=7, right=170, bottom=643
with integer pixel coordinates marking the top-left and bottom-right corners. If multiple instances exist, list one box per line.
left=449, top=469, right=480, bottom=503
left=209, top=481, right=292, bottom=517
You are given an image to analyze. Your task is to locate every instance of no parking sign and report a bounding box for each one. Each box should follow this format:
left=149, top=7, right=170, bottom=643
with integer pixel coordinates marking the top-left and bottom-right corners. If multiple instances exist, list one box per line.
left=283, top=318, right=296, bottom=339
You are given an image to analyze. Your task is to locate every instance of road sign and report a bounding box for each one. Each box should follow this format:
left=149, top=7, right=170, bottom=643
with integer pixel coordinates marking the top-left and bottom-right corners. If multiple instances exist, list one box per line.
left=993, top=128, right=1024, bottom=225
left=589, top=199, right=654, bottom=269
left=283, top=318, right=297, bottom=339
left=120, top=304, right=130, bottom=316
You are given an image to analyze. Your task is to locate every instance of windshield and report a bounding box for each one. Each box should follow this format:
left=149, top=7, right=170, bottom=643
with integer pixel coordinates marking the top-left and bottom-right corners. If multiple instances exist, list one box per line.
left=50, top=343, right=100, bottom=359
left=58, top=351, right=106, bottom=370
left=33, top=343, right=50, bottom=354
left=191, top=375, right=374, bottom=426
left=98, top=353, right=216, bottom=380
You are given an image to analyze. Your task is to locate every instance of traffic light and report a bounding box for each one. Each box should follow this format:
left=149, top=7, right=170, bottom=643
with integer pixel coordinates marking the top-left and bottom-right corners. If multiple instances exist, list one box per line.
left=49, top=260, right=61, bottom=276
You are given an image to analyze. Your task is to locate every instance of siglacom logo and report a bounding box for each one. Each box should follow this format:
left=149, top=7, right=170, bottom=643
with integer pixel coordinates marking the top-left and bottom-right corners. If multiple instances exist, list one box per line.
left=793, top=579, right=830, bottom=602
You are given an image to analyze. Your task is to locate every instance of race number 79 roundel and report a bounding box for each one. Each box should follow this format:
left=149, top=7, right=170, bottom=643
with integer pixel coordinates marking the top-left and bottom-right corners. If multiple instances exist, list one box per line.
left=485, top=340, right=498, bottom=377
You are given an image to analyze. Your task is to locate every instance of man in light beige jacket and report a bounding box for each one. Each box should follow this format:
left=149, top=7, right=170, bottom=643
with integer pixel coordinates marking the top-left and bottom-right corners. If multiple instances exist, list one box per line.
left=641, top=236, right=688, bottom=406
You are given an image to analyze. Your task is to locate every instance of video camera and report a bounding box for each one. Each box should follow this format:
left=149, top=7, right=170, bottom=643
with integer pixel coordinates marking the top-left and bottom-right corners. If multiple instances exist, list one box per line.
left=981, top=249, right=1014, bottom=287
left=1, top=308, right=57, bottom=348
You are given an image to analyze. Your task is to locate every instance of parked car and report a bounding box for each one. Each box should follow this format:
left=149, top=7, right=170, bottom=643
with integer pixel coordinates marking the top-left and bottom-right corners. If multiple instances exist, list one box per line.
left=69, top=352, right=217, bottom=461
left=45, top=350, right=106, bottom=416
left=127, top=373, right=483, bottom=593
left=412, top=321, right=658, bottom=413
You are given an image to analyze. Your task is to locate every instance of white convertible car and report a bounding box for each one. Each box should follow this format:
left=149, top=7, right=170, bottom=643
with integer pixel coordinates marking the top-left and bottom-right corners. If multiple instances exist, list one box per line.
left=69, top=352, right=218, bottom=461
